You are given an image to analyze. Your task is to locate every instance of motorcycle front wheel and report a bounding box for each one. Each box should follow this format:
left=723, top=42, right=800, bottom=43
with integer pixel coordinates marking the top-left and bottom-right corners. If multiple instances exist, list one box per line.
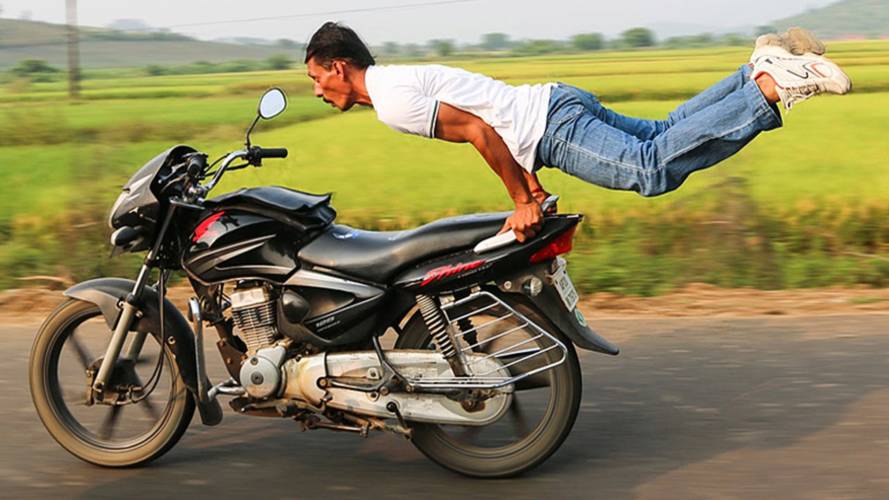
left=396, top=295, right=582, bottom=478
left=29, top=299, right=194, bottom=467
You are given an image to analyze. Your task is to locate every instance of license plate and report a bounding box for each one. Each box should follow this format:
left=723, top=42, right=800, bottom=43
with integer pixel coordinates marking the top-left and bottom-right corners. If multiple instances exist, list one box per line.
left=552, top=264, right=579, bottom=311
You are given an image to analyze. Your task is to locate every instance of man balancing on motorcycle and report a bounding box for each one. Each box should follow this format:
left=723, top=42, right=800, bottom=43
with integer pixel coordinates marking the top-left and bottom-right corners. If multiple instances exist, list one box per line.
left=304, top=22, right=851, bottom=242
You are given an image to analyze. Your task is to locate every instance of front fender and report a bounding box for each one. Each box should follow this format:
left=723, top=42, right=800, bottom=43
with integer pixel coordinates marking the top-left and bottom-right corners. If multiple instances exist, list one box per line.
left=64, top=277, right=223, bottom=425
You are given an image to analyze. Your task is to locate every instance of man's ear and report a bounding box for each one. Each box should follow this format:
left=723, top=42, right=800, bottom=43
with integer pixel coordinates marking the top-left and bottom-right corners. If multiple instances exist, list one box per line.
left=332, top=60, right=347, bottom=79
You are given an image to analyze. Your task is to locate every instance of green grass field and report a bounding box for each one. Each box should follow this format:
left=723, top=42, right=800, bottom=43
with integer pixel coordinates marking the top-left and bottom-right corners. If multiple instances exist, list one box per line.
left=1, top=41, right=887, bottom=293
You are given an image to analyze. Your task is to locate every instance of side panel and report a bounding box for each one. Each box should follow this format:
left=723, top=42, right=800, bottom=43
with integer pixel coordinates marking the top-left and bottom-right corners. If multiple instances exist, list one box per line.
left=64, top=278, right=224, bottom=425
left=278, top=269, right=387, bottom=347
left=393, top=216, right=582, bottom=294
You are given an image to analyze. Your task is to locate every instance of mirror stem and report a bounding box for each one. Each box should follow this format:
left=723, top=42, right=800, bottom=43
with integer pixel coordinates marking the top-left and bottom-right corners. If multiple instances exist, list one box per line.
left=244, top=114, right=261, bottom=148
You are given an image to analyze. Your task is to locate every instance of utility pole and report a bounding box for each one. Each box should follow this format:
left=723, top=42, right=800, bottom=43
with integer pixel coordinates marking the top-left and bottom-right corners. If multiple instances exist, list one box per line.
left=65, top=0, right=80, bottom=99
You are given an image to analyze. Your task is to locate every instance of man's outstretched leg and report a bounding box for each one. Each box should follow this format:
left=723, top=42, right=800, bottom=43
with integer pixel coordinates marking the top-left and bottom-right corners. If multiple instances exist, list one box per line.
left=560, top=66, right=753, bottom=141
left=536, top=48, right=850, bottom=196
left=560, top=27, right=829, bottom=141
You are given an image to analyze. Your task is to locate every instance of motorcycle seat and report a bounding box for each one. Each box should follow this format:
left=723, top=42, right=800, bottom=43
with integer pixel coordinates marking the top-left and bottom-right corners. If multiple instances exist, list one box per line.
left=297, top=212, right=508, bottom=283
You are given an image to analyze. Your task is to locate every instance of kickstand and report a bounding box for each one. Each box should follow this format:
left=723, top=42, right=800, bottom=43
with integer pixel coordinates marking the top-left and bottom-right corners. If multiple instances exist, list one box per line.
left=386, top=401, right=411, bottom=439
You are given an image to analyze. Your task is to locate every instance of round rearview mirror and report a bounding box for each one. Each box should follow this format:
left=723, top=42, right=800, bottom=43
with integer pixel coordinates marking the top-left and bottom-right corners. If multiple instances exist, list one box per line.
left=258, top=88, right=287, bottom=120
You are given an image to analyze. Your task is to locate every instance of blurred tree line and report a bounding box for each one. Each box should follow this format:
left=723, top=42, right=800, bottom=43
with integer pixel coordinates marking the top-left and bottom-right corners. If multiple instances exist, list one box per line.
left=0, top=55, right=299, bottom=90
left=374, top=27, right=754, bottom=59
left=143, top=54, right=296, bottom=76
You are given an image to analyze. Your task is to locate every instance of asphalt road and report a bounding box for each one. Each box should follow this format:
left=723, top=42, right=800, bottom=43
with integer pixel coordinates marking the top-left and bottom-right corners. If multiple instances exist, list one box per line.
left=2, top=314, right=888, bottom=499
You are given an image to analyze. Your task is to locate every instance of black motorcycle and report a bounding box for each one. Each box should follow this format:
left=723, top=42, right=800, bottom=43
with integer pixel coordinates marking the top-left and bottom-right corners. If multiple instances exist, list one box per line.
left=29, top=88, right=619, bottom=478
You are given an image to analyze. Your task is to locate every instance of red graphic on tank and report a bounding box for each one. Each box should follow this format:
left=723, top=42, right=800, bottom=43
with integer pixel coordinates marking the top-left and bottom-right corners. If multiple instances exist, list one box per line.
left=192, top=211, right=225, bottom=243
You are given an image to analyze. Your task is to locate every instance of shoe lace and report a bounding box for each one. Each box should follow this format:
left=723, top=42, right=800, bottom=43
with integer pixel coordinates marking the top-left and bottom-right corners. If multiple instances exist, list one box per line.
left=783, top=82, right=820, bottom=109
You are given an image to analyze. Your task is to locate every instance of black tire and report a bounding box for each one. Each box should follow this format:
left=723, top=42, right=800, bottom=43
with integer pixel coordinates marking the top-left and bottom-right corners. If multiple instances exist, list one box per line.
left=29, top=299, right=194, bottom=467
left=396, top=294, right=582, bottom=478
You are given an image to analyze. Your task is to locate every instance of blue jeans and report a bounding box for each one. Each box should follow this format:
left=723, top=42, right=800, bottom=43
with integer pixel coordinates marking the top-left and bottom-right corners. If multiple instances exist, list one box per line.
left=535, top=65, right=782, bottom=196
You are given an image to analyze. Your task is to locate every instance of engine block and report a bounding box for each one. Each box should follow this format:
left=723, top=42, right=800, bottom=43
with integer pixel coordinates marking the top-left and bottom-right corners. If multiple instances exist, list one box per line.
left=230, top=286, right=278, bottom=352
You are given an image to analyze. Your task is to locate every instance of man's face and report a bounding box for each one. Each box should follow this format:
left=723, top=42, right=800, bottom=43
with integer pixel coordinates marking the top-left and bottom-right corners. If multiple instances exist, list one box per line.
left=306, top=58, right=355, bottom=111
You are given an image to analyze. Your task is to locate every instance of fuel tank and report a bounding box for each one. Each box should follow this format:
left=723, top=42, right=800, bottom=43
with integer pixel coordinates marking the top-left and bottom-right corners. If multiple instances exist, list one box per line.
left=182, top=187, right=336, bottom=285
left=182, top=211, right=308, bottom=284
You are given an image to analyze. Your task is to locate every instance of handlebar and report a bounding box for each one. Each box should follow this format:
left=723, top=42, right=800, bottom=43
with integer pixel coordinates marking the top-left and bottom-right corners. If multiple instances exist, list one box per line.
left=185, top=145, right=289, bottom=202
left=252, top=147, right=288, bottom=159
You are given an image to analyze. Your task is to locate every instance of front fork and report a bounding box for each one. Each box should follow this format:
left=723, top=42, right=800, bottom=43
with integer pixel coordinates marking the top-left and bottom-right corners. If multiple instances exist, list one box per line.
left=92, top=207, right=176, bottom=398
left=91, top=266, right=152, bottom=396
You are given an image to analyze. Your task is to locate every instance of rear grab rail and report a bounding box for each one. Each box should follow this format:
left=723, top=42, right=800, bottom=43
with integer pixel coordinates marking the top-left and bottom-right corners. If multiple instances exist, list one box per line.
left=473, top=195, right=559, bottom=254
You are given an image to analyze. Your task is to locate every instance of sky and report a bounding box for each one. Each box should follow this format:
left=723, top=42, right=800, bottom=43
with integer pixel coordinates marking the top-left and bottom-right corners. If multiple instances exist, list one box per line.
left=0, top=0, right=839, bottom=44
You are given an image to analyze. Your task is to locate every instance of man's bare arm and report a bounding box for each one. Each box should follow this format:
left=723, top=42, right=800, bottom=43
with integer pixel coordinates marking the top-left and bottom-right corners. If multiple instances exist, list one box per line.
left=523, top=170, right=555, bottom=208
left=433, top=102, right=542, bottom=242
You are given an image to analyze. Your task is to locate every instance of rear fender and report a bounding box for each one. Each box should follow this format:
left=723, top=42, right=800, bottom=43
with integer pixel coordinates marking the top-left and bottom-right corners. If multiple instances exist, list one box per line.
left=495, top=264, right=619, bottom=356
left=64, top=277, right=223, bottom=425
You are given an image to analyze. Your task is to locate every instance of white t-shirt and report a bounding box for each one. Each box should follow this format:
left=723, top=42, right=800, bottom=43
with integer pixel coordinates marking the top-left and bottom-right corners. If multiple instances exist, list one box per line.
left=364, top=64, right=553, bottom=172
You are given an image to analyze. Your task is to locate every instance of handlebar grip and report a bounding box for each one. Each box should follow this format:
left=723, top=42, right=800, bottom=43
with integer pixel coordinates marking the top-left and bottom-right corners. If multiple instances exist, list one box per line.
left=186, top=154, right=206, bottom=178
left=256, top=147, right=288, bottom=159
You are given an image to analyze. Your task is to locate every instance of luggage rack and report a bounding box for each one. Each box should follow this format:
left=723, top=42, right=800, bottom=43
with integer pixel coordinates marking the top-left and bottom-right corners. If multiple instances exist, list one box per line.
left=407, top=290, right=567, bottom=390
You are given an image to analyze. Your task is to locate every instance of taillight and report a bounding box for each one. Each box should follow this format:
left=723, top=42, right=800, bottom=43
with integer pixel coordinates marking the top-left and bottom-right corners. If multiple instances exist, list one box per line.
left=529, top=226, right=576, bottom=264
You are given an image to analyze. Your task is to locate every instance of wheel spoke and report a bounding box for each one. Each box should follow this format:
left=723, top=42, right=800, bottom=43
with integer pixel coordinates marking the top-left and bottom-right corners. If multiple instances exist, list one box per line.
left=68, top=333, right=94, bottom=370
left=133, top=354, right=158, bottom=367
left=514, top=373, right=551, bottom=391
left=61, top=385, right=91, bottom=407
left=98, top=405, right=122, bottom=440
left=460, top=425, right=483, bottom=444
left=140, top=396, right=160, bottom=420
left=510, top=397, right=530, bottom=437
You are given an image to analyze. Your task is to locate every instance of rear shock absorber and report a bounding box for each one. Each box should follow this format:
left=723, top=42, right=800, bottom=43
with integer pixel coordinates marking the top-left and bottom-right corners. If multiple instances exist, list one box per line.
left=416, top=295, right=467, bottom=377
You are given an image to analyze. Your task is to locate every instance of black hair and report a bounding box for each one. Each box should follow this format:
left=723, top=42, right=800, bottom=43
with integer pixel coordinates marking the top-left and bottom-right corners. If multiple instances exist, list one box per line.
left=304, top=21, right=375, bottom=69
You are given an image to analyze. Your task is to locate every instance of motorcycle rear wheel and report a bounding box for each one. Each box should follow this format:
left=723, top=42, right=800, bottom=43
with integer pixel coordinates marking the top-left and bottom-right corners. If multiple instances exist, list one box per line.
left=29, top=299, right=194, bottom=467
left=396, top=295, right=582, bottom=478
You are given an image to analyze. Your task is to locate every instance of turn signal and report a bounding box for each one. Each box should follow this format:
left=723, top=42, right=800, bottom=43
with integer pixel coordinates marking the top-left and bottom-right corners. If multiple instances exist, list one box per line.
left=529, top=226, right=576, bottom=264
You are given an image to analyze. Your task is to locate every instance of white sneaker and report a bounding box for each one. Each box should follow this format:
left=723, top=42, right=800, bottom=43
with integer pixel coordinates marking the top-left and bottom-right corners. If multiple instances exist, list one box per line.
left=750, top=52, right=852, bottom=110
